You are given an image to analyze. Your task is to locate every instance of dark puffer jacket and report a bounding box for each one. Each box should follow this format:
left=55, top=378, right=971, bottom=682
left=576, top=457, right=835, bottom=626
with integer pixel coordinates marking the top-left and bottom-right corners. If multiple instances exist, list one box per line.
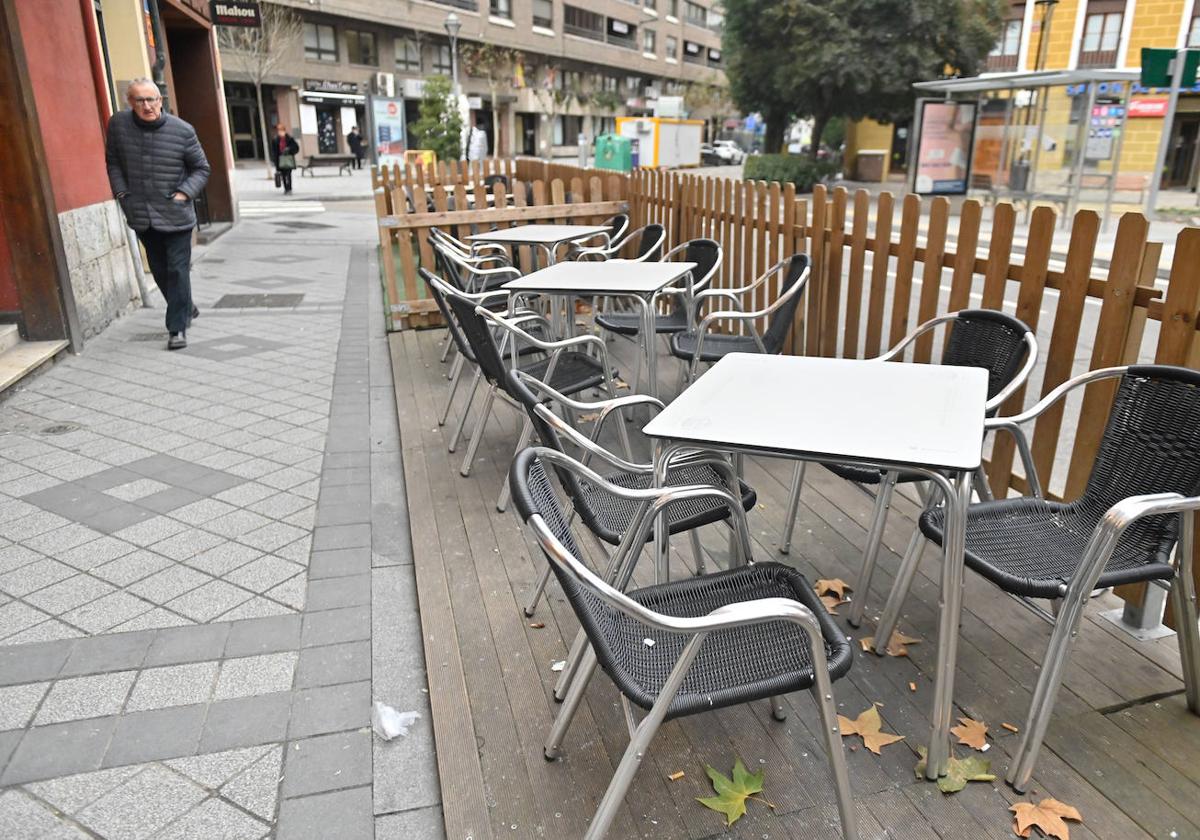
left=105, top=110, right=211, bottom=233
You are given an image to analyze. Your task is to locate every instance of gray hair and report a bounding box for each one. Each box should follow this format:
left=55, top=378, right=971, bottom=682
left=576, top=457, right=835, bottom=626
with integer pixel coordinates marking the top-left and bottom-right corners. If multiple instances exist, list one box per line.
left=125, top=78, right=160, bottom=99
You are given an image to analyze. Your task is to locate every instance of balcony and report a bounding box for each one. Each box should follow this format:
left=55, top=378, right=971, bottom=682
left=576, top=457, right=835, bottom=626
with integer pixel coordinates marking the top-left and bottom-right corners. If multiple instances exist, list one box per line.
left=564, top=22, right=604, bottom=41
left=1077, top=49, right=1117, bottom=69
left=986, top=53, right=1018, bottom=72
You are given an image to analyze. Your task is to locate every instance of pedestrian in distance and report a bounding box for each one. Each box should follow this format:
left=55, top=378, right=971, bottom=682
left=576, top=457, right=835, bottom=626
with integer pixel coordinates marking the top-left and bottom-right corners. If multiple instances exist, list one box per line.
left=347, top=126, right=365, bottom=170
left=270, top=124, right=299, bottom=194
left=467, top=119, right=488, bottom=162
left=105, top=78, right=209, bottom=351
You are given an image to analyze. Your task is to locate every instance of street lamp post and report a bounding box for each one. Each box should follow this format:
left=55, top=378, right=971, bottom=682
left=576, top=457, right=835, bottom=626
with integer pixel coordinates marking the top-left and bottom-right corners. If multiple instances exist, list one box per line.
left=444, top=12, right=462, bottom=95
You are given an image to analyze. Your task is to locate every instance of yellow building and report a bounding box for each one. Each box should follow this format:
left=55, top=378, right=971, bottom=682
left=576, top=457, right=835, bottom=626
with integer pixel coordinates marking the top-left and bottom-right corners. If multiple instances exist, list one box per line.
left=846, top=0, right=1200, bottom=191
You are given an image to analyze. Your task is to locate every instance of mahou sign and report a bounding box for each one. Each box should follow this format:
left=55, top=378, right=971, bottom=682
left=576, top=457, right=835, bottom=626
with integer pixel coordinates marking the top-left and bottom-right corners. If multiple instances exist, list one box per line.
left=210, top=0, right=261, bottom=27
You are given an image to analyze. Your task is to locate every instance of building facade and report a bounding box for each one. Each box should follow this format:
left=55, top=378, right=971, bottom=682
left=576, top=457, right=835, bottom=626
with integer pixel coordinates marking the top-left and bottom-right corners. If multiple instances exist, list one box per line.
left=220, top=0, right=728, bottom=162
left=0, top=0, right=236, bottom=371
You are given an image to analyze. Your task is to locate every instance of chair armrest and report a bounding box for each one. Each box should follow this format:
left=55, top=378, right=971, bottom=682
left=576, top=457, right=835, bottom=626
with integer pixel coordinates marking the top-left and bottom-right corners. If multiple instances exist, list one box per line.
left=994, top=366, right=1128, bottom=426
left=984, top=420, right=1043, bottom=498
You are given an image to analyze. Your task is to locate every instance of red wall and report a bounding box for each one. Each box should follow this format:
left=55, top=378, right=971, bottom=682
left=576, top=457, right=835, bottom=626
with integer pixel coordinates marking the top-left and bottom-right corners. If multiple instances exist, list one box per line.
left=15, top=0, right=111, bottom=213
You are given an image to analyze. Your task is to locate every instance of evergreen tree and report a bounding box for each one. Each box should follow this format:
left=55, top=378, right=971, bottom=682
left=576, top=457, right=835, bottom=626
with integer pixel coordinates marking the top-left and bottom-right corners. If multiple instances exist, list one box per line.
left=411, top=75, right=463, bottom=162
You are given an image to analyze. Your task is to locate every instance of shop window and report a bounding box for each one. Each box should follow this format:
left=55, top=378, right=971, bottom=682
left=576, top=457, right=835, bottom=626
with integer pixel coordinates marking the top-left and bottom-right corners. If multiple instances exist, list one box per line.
left=396, top=38, right=421, bottom=72
left=346, top=30, right=377, bottom=66
left=304, top=23, right=338, bottom=62
left=1079, top=1, right=1123, bottom=68
left=491, top=0, right=512, bottom=19
left=430, top=44, right=453, bottom=75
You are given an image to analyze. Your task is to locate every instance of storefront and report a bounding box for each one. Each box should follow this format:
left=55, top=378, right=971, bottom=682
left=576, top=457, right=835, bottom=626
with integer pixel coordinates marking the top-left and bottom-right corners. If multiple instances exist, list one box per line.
left=298, top=78, right=364, bottom=157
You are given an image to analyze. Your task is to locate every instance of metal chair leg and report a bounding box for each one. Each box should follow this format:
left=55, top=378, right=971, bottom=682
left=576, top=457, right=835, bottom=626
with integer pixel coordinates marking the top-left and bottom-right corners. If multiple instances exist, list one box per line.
left=496, top=419, right=534, bottom=512
left=1171, top=515, right=1200, bottom=713
left=810, top=680, right=859, bottom=840
left=440, top=331, right=454, bottom=363
left=448, top=369, right=482, bottom=453
left=460, top=384, right=496, bottom=477
left=769, top=694, right=788, bottom=721
left=688, top=528, right=707, bottom=575
left=524, top=566, right=552, bottom=618
left=872, top=529, right=927, bottom=653
left=847, top=472, right=898, bottom=629
left=972, top=466, right=994, bottom=502
left=439, top=356, right=466, bottom=426
left=554, top=629, right=589, bottom=702
left=780, top=462, right=807, bottom=555
left=544, top=644, right=598, bottom=760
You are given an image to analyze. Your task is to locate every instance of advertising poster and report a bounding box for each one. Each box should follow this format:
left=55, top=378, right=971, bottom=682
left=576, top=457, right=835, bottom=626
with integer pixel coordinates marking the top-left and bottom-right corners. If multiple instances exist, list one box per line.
left=913, top=100, right=978, bottom=195
left=372, top=96, right=407, bottom=166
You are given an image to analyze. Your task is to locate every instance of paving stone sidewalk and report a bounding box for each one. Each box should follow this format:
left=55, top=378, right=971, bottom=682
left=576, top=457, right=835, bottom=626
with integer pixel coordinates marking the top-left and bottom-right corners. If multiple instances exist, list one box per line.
left=0, top=206, right=441, bottom=838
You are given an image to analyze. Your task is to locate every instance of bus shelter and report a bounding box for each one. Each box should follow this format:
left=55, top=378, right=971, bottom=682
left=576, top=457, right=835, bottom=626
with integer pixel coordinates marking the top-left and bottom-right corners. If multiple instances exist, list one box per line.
left=912, top=69, right=1142, bottom=228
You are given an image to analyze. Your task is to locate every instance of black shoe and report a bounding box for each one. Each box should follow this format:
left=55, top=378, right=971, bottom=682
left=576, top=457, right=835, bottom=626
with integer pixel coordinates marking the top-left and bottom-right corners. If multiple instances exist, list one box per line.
left=168, top=332, right=187, bottom=350
left=191, top=305, right=199, bottom=320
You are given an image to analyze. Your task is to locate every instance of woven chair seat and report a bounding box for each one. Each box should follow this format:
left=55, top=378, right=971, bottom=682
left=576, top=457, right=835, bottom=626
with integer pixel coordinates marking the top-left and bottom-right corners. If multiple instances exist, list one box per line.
left=669, top=331, right=762, bottom=361
left=519, top=352, right=610, bottom=396
left=575, top=562, right=853, bottom=719
left=577, top=463, right=757, bottom=545
left=920, top=498, right=1176, bottom=599
left=595, top=308, right=691, bottom=336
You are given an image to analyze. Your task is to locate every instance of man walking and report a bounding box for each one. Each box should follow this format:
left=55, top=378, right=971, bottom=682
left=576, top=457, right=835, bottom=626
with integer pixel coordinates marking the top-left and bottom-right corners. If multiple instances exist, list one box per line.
left=106, top=78, right=209, bottom=350
left=347, top=126, right=364, bottom=170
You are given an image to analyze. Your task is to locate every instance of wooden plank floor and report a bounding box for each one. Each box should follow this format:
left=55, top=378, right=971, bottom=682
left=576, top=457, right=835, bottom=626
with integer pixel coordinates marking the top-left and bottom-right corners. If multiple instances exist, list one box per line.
left=390, top=326, right=1200, bottom=840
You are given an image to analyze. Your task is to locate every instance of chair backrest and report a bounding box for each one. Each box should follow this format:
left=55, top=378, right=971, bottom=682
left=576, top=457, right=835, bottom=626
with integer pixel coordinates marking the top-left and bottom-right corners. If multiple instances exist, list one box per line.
left=483, top=173, right=509, bottom=191
left=762, top=253, right=812, bottom=353
left=433, top=244, right=469, bottom=293
left=942, top=310, right=1033, bottom=407
left=633, top=224, right=665, bottom=261
left=419, top=268, right=476, bottom=365
left=511, top=449, right=587, bottom=565
left=681, top=238, right=720, bottom=291
left=606, top=213, right=630, bottom=244
left=439, top=283, right=509, bottom=387
left=1078, top=366, right=1200, bottom=549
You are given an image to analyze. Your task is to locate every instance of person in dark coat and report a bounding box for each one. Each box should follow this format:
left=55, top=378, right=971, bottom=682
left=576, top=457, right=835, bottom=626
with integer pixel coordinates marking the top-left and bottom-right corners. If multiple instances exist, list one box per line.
left=347, top=127, right=364, bottom=170
left=269, top=124, right=300, bottom=194
left=106, top=78, right=209, bottom=351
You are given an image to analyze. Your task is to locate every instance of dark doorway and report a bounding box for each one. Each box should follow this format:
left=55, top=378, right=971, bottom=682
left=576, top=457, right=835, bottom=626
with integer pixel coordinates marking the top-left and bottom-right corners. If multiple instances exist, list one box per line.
left=316, top=106, right=338, bottom=153
left=517, top=112, right=537, bottom=156
left=1166, top=113, right=1200, bottom=188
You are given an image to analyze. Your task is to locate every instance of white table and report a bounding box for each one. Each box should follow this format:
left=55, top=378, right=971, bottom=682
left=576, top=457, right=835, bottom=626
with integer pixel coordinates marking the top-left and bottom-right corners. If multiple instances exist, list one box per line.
left=642, top=353, right=988, bottom=784
left=505, top=260, right=698, bottom=398
left=467, top=224, right=611, bottom=267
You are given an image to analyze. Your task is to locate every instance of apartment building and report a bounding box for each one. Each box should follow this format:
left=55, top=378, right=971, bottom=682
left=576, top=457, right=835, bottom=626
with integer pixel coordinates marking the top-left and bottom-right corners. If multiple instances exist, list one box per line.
left=221, top=0, right=729, bottom=161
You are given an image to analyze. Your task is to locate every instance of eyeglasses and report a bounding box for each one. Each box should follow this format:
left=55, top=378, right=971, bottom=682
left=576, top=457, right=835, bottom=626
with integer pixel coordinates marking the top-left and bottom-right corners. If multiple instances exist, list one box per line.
left=131, top=96, right=161, bottom=105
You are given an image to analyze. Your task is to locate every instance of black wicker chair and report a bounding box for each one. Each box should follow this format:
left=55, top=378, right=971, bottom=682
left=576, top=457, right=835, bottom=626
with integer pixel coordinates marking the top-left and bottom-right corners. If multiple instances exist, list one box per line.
left=780, top=309, right=1038, bottom=627
left=573, top=223, right=665, bottom=263
left=565, top=213, right=630, bottom=259
left=872, top=364, right=1200, bottom=792
left=668, top=253, right=811, bottom=382
left=509, top=447, right=858, bottom=840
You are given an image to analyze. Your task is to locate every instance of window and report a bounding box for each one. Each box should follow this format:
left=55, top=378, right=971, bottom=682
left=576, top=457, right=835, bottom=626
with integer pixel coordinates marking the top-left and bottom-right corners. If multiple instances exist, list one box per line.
left=346, top=29, right=377, bottom=65
left=685, top=1, right=705, bottom=25
left=1190, top=14, right=1200, bottom=48
left=1079, top=2, right=1123, bottom=67
left=706, top=8, right=722, bottom=31
left=683, top=39, right=702, bottom=62
left=644, top=0, right=656, bottom=9
left=564, top=5, right=604, bottom=39
left=430, top=44, right=452, bottom=74
left=304, top=23, right=337, bottom=62
left=490, top=0, right=511, bottom=18
left=533, top=0, right=553, bottom=28
left=990, top=19, right=1021, bottom=56
left=625, top=76, right=640, bottom=92
left=643, top=29, right=656, bottom=53
left=602, top=75, right=618, bottom=92
left=554, top=115, right=582, bottom=145
left=665, top=35, right=677, bottom=59
left=396, top=38, right=421, bottom=72
left=667, top=0, right=678, bottom=18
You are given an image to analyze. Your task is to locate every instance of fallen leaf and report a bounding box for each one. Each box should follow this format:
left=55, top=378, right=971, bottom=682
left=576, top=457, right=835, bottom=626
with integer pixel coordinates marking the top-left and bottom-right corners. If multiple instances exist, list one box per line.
left=1011, top=798, right=1083, bottom=839
left=577, top=412, right=601, bottom=423
left=820, top=594, right=844, bottom=615
left=696, top=758, right=769, bottom=826
left=668, top=771, right=685, bottom=781
left=908, top=682, right=917, bottom=692
left=950, top=717, right=989, bottom=750
left=837, top=705, right=904, bottom=755
left=528, top=622, right=545, bottom=629
left=914, top=746, right=996, bottom=794
left=814, top=578, right=852, bottom=599
left=1002, top=722, right=1020, bottom=734
left=860, top=630, right=922, bottom=657
left=614, top=378, right=630, bottom=390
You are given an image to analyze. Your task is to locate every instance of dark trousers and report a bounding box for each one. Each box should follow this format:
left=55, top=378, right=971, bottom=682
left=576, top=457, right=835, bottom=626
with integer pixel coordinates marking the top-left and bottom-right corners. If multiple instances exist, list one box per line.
left=137, top=228, right=193, bottom=334
left=279, top=168, right=293, bottom=192
left=353, top=153, right=363, bottom=170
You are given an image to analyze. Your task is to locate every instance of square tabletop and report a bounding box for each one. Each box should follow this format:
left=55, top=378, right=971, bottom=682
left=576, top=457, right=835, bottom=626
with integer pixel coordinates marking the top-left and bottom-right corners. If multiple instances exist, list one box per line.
left=504, top=260, right=699, bottom=295
left=466, top=224, right=610, bottom=246
left=642, top=354, right=989, bottom=472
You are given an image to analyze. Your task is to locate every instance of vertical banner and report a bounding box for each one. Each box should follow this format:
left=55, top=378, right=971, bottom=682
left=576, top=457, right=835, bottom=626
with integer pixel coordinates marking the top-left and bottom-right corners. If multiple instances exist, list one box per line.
left=913, top=99, right=978, bottom=195
left=372, top=96, right=407, bottom=166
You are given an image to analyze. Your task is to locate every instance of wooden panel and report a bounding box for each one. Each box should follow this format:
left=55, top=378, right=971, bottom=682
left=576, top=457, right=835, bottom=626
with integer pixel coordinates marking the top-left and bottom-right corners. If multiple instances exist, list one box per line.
left=806, top=185, right=827, bottom=356
left=887, top=194, right=921, bottom=349
left=980, top=203, right=1016, bottom=309
left=821, top=188, right=847, bottom=357
left=864, top=192, right=894, bottom=358
left=843, top=190, right=870, bottom=359
left=380, top=200, right=627, bottom=230
left=913, top=197, right=949, bottom=363
left=1064, top=213, right=1149, bottom=500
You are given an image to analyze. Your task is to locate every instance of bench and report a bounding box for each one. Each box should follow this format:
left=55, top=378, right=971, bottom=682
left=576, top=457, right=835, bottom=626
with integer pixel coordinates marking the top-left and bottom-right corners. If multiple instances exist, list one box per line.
left=299, top=154, right=356, bottom=177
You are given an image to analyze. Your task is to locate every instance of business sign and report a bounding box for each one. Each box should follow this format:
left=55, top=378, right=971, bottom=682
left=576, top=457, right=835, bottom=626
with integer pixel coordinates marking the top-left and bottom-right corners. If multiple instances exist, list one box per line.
left=913, top=99, right=977, bottom=196
left=372, top=96, right=407, bottom=167
left=210, top=0, right=261, bottom=27
left=305, top=79, right=359, bottom=94
left=1129, top=97, right=1169, bottom=118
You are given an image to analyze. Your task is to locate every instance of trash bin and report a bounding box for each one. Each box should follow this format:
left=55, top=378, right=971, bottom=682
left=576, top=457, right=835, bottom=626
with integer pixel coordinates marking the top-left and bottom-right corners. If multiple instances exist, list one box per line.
left=1009, top=160, right=1030, bottom=193
left=595, top=134, right=633, bottom=172
left=855, top=150, right=887, bottom=183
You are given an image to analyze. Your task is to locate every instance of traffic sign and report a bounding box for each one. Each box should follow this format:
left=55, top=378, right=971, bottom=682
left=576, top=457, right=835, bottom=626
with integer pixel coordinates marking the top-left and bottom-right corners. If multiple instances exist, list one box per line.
left=1140, top=48, right=1199, bottom=88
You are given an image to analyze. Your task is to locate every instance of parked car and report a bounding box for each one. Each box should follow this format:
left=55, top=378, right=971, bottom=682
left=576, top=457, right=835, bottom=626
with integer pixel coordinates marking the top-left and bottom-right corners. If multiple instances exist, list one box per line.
left=700, top=144, right=723, bottom=166
left=713, top=140, right=745, bottom=164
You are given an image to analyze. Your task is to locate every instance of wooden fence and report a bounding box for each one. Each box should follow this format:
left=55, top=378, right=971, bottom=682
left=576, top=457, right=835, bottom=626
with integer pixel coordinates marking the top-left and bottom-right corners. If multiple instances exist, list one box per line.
left=374, top=161, right=1200, bottom=620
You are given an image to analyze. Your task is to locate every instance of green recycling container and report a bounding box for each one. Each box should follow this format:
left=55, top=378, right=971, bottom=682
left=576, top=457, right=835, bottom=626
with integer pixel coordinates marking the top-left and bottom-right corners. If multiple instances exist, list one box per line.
left=594, top=134, right=633, bottom=172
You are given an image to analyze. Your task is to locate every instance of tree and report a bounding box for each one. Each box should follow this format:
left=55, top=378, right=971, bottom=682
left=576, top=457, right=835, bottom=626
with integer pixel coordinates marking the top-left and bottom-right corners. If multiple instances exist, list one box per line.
left=723, top=0, right=1004, bottom=156
left=531, top=63, right=581, bottom=160
left=217, top=2, right=304, bottom=175
left=411, top=75, right=463, bottom=162
left=460, top=43, right=523, bottom=157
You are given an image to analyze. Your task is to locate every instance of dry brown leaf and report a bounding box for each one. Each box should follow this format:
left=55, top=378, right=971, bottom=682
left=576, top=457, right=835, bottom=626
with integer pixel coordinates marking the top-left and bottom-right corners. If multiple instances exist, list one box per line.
left=814, top=578, right=852, bottom=599
left=577, top=412, right=602, bottom=423
left=860, top=630, right=922, bottom=657
left=950, top=717, right=988, bottom=750
left=528, top=622, right=545, bottom=629
left=1002, top=722, right=1020, bottom=734
left=837, top=704, right=905, bottom=755
left=1011, top=798, right=1082, bottom=839
left=820, top=594, right=844, bottom=615
left=908, top=682, right=917, bottom=692
left=668, top=770, right=685, bottom=781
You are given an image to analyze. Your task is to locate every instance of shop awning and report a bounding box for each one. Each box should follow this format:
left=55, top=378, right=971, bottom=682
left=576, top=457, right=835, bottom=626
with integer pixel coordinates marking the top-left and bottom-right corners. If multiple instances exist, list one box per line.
left=914, top=68, right=1140, bottom=94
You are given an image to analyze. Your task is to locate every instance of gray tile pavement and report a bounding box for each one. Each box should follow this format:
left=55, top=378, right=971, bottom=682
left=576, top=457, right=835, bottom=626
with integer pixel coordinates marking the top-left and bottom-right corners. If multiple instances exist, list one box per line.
left=0, top=211, right=441, bottom=836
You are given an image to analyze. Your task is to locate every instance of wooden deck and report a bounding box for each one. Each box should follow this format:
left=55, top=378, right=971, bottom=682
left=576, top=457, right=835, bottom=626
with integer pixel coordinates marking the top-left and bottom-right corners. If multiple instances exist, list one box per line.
left=390, top=326, right=1200, bottom=840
